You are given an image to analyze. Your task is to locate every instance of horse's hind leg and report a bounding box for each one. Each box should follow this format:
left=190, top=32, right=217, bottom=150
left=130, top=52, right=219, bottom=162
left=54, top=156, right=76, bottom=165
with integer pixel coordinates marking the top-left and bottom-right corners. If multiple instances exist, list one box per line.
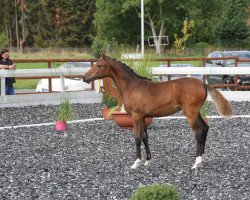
left=193, top=114, right=209, bottom=169
left=186, top=113, right=209, bottom=169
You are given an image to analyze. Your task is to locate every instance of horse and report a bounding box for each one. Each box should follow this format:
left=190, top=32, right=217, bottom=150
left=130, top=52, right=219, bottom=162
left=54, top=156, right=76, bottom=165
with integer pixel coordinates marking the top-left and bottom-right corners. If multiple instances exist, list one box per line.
left=82, top=54, right=233, bottom=170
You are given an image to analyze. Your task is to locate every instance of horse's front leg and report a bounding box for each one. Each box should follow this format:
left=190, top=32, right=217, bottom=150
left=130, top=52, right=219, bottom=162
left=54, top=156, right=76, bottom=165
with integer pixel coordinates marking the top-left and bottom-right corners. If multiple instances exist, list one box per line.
left=130, top=137, right=142, bottom=169
left=143, top=126, right=151, bottom=166
left=130, top=116, right=143, bottom=169
left=130, top=116, right=151, bottom=169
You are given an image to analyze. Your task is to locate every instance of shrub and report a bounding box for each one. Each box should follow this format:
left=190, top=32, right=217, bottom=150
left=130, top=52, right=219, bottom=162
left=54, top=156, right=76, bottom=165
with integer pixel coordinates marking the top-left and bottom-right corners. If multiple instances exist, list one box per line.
left=91, top=37, right=120, bottom=58
left=193, top=42, right=211, bottom=49
left=130, top=183, right=181, bottom=200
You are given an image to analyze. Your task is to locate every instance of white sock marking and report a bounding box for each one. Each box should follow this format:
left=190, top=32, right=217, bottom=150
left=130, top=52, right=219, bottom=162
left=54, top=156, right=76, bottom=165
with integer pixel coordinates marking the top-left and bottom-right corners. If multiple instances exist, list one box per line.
left=130, top=159, right=141, bottom=169
left=144, top=160, right=151, bottom=166
left=192, top=156, right=203, bottom=169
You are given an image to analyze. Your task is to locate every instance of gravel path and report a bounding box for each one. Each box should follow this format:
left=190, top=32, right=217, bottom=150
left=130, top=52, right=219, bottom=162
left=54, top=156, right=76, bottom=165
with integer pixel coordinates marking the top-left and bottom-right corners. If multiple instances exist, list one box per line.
left=0, top=102, right=249, bottom=199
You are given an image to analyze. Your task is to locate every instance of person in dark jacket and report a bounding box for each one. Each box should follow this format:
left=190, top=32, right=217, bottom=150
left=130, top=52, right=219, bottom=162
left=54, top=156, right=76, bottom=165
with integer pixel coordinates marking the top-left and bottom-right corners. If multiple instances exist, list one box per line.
left=0, top=49, right=16, bottom=95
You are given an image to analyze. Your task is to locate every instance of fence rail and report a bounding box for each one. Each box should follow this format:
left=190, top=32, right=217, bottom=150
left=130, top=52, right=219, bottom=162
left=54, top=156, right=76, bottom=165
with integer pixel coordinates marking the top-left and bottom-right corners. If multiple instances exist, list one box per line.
left=0, top=57, right=250, bottom=103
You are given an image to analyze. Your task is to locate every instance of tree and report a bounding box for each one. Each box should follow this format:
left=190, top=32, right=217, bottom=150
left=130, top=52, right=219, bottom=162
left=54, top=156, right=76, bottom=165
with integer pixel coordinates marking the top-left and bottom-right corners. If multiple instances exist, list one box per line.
left=0, top=0, right=15, bottom=48
left=0, top=0, right=96, bottom=48
left=94, top=0, right=141, bottom=45
left=186, top=0, right=225, bottom=44
left=215, top=0, right=249, bottom=47
left=122, top=0, right=188, bottom=55
left=94, top=0, right=224, bottom=55
left=53, top=0, right=95, bottom=47
left=174, top=19, right=195, bottom=50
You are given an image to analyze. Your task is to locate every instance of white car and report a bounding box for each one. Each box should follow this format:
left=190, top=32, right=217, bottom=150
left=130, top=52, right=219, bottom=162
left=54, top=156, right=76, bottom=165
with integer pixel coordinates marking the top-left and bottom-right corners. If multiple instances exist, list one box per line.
left=36, top=62, right=93, bottom=92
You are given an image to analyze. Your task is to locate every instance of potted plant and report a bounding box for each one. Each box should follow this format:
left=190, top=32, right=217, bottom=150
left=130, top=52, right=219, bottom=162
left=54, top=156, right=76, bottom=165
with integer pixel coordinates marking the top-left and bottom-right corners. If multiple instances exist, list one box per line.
left=102, top=92, right=118, bottom=120
left=56, top=98, right=74, bottom=131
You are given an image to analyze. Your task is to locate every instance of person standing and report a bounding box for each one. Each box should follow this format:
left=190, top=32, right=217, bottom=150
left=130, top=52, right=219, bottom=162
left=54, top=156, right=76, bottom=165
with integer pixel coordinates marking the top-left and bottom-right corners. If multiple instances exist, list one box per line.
left=0, top=49, right=16, bottom=95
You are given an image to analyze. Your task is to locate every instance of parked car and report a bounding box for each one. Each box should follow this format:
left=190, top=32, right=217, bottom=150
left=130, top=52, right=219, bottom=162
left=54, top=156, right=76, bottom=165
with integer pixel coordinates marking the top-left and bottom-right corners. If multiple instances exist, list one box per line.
left=36, top=62, right=92, bottom=92
left=157, top=63, right=203, bottom=81
left=205, top=51, right=250, bottom=90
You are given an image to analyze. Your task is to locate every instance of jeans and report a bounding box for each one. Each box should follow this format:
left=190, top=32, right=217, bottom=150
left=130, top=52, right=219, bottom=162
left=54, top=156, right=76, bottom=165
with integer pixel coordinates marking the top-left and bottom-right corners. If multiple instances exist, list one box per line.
left=5, top=85, right=15, bottom=95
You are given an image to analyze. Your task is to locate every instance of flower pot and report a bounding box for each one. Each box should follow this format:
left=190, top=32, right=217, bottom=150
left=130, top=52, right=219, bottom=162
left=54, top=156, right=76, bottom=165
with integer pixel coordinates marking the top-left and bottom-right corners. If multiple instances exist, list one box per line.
left=56, top=121, right=67, bottom=131
left=102, top=107, right=113, bottom=120
left=112, top=111, right=153, bottom=129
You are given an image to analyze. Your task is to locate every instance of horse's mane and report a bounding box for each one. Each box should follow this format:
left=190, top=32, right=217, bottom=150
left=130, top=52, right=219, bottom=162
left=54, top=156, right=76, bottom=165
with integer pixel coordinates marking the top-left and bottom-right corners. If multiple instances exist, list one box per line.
left=108, top=57, right=151, bottom=81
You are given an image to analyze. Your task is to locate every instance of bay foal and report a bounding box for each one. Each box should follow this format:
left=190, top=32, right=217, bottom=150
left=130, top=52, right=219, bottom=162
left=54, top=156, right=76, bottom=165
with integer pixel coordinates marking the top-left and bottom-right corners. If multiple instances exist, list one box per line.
left=82, top=54, right=233, bottom=169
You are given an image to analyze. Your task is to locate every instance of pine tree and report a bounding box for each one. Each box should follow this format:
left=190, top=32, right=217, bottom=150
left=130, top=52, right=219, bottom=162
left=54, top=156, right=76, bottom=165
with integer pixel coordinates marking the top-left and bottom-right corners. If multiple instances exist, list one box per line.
left=215, top=0, right=249, bottom=47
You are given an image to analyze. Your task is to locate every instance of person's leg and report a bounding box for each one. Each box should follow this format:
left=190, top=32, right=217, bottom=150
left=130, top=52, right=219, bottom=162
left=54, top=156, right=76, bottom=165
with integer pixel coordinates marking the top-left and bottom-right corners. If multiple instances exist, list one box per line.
left=5, top=85, right=8, bottom=95
left=6, top=85, right=15, bottom=95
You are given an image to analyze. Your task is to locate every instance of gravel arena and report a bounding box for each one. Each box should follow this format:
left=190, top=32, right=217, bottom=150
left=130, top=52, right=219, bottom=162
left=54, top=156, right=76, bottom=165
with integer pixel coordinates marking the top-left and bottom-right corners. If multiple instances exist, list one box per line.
left=0, top=102, right=249, bottom=200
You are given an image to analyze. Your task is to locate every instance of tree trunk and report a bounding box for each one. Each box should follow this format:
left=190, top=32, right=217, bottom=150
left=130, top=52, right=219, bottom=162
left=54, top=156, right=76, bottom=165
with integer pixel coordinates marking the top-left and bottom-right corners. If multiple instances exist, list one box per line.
left=8, top=23, right=13, bottom=49
left=14, top=0, right=19, bottom=50
left=148, top=16, right=166, bottom=56
left=20, top=0, right=26, bottom=53
left=5, top=23, right=9, bottom=48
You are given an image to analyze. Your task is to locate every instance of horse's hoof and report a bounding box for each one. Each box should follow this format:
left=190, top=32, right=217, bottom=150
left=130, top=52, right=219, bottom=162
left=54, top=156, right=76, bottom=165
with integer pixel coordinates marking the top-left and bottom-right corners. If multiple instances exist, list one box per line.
left=130, top=159, right=141, bottom=169
left=191, top=156, right=203, bottom=170
left=191, top=164, right=202, bottom=170
left=144, top=160, right=151, bottom=166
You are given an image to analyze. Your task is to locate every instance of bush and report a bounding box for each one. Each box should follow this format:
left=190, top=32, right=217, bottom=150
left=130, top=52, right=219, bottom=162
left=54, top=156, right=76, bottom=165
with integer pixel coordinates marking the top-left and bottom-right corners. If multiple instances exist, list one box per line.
left=130, top=183, right=181, bottom=200
left=91, top=37, right=120, bottom=58
left=193, top=42, right=211, bottom=49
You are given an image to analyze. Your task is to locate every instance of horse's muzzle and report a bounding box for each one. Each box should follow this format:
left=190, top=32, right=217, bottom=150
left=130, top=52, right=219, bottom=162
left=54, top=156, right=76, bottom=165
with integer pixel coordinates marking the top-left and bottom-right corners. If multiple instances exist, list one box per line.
left=82, top=77, right=90, bottom=84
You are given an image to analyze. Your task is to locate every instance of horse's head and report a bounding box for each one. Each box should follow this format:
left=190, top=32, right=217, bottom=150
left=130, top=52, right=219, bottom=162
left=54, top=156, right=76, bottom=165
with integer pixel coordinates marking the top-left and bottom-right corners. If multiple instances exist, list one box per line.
left=82, top=54, right=111, bottom=83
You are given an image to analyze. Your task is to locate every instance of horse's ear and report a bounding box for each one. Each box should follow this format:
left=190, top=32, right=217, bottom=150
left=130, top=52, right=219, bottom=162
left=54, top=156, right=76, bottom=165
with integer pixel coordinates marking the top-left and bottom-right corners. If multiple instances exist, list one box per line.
left=101, top=53, right=108, bottom=60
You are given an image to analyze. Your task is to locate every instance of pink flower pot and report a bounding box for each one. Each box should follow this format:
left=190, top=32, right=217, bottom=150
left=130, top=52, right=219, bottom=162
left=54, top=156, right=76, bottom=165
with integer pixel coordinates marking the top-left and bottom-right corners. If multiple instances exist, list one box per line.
left=56, top=121, right=67, bottom=131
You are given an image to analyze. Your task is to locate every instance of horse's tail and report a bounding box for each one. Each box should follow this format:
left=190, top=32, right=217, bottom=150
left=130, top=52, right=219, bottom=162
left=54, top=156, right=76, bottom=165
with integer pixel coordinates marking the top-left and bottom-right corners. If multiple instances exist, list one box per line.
left=204, top=84, right=233, bottom=118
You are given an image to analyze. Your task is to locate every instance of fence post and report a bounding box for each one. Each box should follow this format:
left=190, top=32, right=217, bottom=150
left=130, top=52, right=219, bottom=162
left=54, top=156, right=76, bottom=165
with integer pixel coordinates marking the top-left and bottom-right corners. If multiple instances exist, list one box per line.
left=60, top=75, right=65, bottom=93
left=167, top=60, right=171, bottom=81
left=91, top=61, right=95, bottom=90
left=1, top=76, right=5, bottom=96
left=202, top=59, right=206, bottom=83
left=48, top=60, right=52, bottom=92
left=234, top=57, right=238, bottom=91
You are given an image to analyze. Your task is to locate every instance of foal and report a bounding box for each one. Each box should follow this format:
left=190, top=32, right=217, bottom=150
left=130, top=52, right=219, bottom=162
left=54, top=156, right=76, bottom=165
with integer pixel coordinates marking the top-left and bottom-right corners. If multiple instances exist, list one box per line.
left=82, top=54, right=233, bottom=170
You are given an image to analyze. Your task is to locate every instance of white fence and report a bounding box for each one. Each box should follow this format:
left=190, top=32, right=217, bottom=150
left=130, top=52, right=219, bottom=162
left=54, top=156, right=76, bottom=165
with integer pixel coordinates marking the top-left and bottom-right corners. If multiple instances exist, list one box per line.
left=0, top=67, right=250, bottom=106
left=151, top=66, right=250, bottom=75
left=0, top=68, right=90, bottom=96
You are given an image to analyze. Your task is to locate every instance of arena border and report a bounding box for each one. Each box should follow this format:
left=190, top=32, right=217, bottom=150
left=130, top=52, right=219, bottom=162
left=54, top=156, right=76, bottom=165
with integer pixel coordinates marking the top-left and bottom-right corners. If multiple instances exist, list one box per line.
left=0, top=115, right=249, bottom=130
